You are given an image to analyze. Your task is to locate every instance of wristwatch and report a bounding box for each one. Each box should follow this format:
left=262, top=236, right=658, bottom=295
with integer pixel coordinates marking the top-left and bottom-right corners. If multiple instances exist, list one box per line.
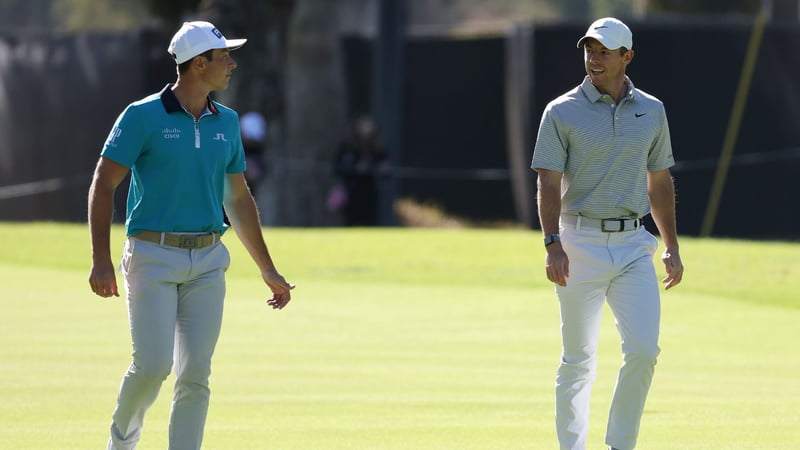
left=544, top=233, right=561, bottom=247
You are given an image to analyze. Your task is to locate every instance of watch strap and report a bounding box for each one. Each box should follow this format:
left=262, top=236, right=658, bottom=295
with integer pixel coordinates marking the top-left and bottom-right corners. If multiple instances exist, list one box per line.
left=544, top=233, right=561, bottom=246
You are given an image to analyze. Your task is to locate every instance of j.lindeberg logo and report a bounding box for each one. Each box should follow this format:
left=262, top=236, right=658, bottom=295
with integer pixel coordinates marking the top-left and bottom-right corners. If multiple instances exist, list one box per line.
left=107, top=127, right=122, bottom=147
left=213, top=133, right=227, bottom=142
left=162, top=127, right=181, bottom=139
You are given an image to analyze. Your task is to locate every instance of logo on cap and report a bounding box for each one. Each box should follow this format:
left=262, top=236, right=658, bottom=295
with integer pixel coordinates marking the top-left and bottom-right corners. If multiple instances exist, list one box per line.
left=211, top=28, right=222, bottom=39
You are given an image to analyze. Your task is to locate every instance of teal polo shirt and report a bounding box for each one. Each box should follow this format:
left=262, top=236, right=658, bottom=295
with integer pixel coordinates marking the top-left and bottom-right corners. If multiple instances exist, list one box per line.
left=101, top=84, right=246, bottom=236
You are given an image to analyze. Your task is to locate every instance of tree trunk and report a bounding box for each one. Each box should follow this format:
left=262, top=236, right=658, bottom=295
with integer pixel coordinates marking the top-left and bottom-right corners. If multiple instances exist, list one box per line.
left=197, top=0, right=294, bottom=225
left=283, top=0, right=348, bottom=226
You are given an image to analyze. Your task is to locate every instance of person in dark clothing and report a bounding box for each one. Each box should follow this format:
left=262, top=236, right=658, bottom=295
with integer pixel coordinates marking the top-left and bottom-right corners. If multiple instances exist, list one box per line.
left=332, top=115, right=389, bottom=226
left=240, top=111, right=267, bottom=192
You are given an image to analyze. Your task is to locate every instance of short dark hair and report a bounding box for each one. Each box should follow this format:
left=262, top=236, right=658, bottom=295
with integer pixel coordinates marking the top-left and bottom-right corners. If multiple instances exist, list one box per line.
left=581, top=41, right=629, bottom=56
left=176, top=49, right=215, bottom=74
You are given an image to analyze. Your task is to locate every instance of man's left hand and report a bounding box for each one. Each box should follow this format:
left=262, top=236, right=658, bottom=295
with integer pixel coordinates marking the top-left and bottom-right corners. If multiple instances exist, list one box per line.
left=262, top=270, right=296, bottom=309
left=661, top=250, right=683, bottom=290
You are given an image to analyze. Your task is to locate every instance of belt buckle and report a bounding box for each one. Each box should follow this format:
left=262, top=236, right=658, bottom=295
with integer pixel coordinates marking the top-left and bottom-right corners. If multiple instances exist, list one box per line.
left=178, top=235, right=199, bottom=248
left=601, top=218, right=622, bottom=232
left=601, top=218, right=639, bottom=232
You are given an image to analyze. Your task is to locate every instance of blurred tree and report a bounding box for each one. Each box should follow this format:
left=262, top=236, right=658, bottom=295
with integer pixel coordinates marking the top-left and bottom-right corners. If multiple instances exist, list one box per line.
left=553, top=0, right=593, bottom=20
left=0, top=0, right=154, bottom=32
left=193, top=0, right=293, bottom=119
left=140, top=0, right=203, bottom=27
left=407, top=0, right=560, bottom=26
left=54, top=0, right=151, bottom=30
left=0, top=0, right=54, bottom=31
left=194, top=0, right=296, bottom=225
left=588, top=0, right=636, bottom=18
left=282, top=0, right=348, bottom=225
left=648, top=0, right=761, bottom=14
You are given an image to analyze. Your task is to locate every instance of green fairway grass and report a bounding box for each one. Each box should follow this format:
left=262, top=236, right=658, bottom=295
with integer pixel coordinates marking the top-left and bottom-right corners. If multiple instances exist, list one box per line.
left=0, top=222, right=798, bottom=449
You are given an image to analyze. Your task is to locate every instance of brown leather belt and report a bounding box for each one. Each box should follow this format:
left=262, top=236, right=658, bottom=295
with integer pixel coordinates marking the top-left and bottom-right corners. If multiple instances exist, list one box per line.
left=133, top=231, right=220, bottom=249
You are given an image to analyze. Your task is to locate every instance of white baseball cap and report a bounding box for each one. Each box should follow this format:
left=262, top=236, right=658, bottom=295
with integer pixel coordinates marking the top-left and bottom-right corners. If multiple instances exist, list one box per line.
left=168, top=21, right=247, bottom=64
left=576, top=17, right=633, bottom=50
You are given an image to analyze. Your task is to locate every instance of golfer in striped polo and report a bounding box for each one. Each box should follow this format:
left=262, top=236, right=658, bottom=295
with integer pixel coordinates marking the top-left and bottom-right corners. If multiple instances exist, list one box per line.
left=531, top=18, right=684, bottom=450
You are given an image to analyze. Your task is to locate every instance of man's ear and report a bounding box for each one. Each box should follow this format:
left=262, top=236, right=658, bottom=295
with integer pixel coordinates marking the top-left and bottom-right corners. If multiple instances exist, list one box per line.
left=624, top=49, right=635, bottom=65
left=193, top=55, right=207, bottom=71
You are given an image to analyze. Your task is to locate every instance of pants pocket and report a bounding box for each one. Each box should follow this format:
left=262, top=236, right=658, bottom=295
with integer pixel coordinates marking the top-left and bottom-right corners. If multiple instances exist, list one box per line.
left=119, top=239, right=135, bottom=275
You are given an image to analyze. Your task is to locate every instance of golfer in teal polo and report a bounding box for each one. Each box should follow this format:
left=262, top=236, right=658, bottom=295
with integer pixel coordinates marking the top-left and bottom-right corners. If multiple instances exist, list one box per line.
left=88, top=21, right=295, bottom=450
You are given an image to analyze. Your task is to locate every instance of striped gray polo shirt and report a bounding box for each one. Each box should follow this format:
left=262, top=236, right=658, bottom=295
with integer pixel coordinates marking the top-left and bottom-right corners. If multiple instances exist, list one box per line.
left=531, top=76, right=674, bottom=219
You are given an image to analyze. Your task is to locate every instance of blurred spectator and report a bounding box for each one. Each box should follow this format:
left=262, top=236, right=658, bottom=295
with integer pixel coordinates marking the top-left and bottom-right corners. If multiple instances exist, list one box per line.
left=240, top=111, right=268, bottom=192
left=331, top=115, right=390, bottom=226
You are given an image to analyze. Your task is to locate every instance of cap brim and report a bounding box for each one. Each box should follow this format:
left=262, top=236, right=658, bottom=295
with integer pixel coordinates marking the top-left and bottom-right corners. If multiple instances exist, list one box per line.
left=225, top=38, right=247, bottom=51
left=576, top=34, right=623, bottom=50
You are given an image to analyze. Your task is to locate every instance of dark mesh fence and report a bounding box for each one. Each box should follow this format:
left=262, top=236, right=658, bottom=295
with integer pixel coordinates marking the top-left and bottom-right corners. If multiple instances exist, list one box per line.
left=344, top=21, right=800, bottom=239
left=0, top=28, right=172, bottom=222
left=2, top=22, right=798, bottom=238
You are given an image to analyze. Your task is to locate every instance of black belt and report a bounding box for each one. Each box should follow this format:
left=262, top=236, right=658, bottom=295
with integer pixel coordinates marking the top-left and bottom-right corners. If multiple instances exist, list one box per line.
left=133, top=231, right=220, bottom=249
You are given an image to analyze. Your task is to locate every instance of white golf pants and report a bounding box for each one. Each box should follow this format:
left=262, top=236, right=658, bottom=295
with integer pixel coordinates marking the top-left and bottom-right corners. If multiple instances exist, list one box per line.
left=554, top=222, right=661, bottom=450
left=108, top=237, right=230, bottom=450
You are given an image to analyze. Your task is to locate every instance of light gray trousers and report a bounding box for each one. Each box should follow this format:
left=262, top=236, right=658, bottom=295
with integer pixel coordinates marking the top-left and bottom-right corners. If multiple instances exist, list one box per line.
left=554, top=223, right=661, bottom=450
left=108, top=237, right=230, bottom=450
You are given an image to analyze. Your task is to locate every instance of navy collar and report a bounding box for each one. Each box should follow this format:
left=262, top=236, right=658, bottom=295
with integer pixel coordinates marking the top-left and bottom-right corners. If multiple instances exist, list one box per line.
left=159, top=84, right=219, bottom=115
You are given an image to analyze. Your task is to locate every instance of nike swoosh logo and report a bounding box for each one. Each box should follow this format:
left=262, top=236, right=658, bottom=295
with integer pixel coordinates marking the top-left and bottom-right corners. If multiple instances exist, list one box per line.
left=594, top=26, right=608, bottom=30
left=635, top=112, right=647, bottom=118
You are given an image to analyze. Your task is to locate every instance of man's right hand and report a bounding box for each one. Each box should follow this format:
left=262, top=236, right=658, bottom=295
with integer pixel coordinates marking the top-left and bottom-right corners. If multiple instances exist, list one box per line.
left=89, top=259, right=119, bottom=298
left=545, top=244, right=569, bottom=287
left=87, top=157, right=128, bottom=299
